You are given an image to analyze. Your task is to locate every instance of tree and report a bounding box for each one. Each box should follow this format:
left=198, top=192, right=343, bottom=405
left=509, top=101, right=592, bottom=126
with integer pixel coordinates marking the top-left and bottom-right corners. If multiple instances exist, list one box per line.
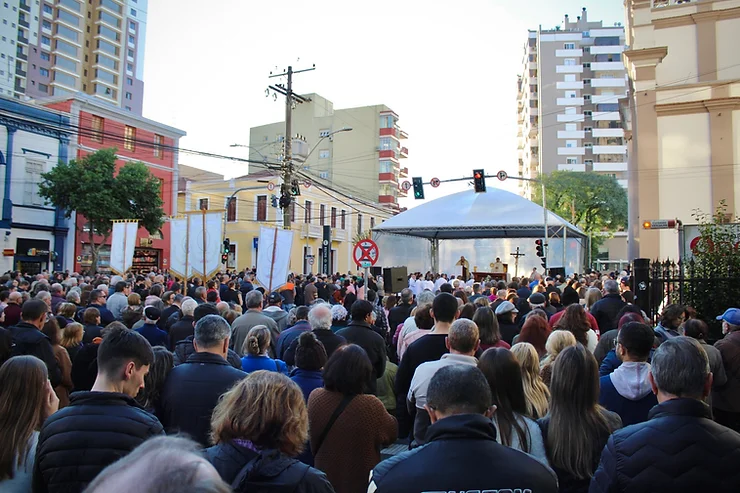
left=39, top=148, right=165, bottom=272
left=532, top=171, right=627, bottom=257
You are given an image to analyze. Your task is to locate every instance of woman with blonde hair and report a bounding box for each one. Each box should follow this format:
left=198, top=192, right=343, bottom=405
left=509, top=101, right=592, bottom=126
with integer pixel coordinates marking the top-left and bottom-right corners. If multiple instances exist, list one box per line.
left=60, top=322, right=84, bottom=362
left=584, top=287, right=602, bottom=312
left=511, top=342, right=550, bottom=419
left=0, top=356, right=59, bottom=491
left=205, top=371, right=334, bottom=491
left=539, top=330, right=577, bottom=387
left=538, top=344, right=622, bottom=492
left=240, top=325, right=288, bottom=375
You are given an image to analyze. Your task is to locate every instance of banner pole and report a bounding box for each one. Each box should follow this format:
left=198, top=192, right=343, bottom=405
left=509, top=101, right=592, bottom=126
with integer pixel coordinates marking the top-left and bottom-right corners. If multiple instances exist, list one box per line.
left=267, top=227, right=279, bottom=295
left=185, top=216, right=190, bottom=289
left=122, top=221, right=128, bottom=275
left=201, top=208, right=207, bottom=285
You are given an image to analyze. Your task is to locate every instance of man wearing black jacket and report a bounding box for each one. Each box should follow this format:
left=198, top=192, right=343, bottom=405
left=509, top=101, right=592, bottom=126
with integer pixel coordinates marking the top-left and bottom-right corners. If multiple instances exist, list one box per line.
left=590, top=280, right=627, bottom=333
left=9, top=299, right=62, bottom=387
left=388, top=289, right=414, bottom=335
left=369, top=365, right=557, bottom=493
left=34, top=326, right=163, bottom=493
left=337, top=300, right=387, bottom=394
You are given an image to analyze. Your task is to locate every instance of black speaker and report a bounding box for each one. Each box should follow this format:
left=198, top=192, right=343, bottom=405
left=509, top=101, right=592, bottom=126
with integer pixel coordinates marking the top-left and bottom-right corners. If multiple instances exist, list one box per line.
left=370, top=266, right=383, bottom=278
left=383, top=266, right=408, bottom=295
left=548, top=267, right=566, bottom=279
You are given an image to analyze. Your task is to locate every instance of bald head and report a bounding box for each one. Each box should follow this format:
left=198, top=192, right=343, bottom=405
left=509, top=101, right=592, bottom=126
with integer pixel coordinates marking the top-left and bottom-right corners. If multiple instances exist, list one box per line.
left=8, top=291, right=21, bottom=304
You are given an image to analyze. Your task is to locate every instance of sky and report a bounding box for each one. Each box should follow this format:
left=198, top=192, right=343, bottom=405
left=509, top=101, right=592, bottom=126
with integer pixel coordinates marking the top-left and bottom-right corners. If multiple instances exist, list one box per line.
left=142, top=0, right=625, bottom=207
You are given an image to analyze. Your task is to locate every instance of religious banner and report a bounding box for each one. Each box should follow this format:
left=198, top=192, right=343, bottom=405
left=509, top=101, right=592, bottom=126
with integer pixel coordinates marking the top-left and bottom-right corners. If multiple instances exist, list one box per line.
left=188, top=211, right=224, bottom=279
left=256, top=226, right=294, bottom=293
left=168, top=217, right=190, bottom=279
left=109, top=220, right=138, bottom=275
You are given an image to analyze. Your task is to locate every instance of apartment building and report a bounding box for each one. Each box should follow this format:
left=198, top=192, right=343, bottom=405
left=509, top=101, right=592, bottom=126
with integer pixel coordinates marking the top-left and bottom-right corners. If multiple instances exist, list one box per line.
left=623, top=0, right=740, bottom=260
left=517, top=8, right=628, bottom=199
left=2, top=0, right=146, bottom=114
left=248, top=94, right=409, bottom=210
left=178, top=165, right=393, bottom=274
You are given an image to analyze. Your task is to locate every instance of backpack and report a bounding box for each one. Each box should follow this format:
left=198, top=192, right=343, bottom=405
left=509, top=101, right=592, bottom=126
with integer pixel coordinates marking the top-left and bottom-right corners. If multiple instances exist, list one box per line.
left=231, top=452, right=311, bottom=493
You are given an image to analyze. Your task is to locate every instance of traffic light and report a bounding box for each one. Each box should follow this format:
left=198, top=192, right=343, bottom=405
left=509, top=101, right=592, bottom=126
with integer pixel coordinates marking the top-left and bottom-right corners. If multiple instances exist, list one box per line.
left=535, top=239, right=547, bottom=269
left=473, top=169, right=486, bottom=193
left=222, top=239, right=230, bottom=264
left=412, top=177, right=424, bottom=200
left=290, top=179, right=301, bottom=196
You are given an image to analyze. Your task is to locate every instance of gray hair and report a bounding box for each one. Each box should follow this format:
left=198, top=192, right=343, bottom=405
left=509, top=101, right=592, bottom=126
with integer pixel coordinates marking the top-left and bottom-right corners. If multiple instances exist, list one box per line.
left=308, top=304, right=332, bottom=331
left=181, top=299, right=198, bottom=317
left=66, top=291, right=81, bottom=303
left=246, top=290, right=263, bottom=309
left=35, top=291, right=51, bottom=301
left=330, top=304, right=348, bottom=322
left=400, top=288, right=413, bottom=303
left=447, top=319, right=479, bottom=354
left=194, top=315, right=231, bottom=348
left=604, top=279, right=619, bottom=294
left=50, top=283, right=63, bottom=294
left=194, top=286, right=207, bottom=300
left=651, top=336, right=709, bottom=399
left=417, top=290, right=435, bottom=307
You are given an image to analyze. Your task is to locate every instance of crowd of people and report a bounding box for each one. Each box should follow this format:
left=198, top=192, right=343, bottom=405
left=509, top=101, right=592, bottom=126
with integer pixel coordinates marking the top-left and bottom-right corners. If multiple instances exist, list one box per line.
left=0, top=267, right=739, bottom=493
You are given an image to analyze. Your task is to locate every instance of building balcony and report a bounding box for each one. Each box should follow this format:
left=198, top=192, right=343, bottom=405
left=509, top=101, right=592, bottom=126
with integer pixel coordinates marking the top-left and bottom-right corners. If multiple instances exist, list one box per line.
left=557, top=113, right=584, bottom=123
left=398, top=127, right=408, bottom=139
left=593, top=111, right=621, bottom=121
left=399, top=167, right=408, bottom=178
left=558, top=147, right=585, bottom=155
left=300, top=223, right=324, bottom=239
left=555, top=49, right=583, bottom=57
left=652, top=0, right=693, bottom=8
left=19, top=19, right=29, bottom=28
left=378, top=172, right=397, bottom=183
left=593, top=162, right=628, bottom=172
left=591, top=78, right=626, bottom=88
left=17, top=34, right=29, bottom=45
left=397, top=186, right=408, bottom=197
left=399, top=147, right=408, bottom=158
left=558, top=164, right=586, bottom=172
left=557, top=97, right=584, bottom=106
left=557, top=80, right=584, bottom=90
left=592, top=128, right=624, bottom=138
left=558, top=130, right=585, bottom=139
left=16, top=68, right=26, bottom=77
left=591, top=62, right=625, bottom=71
left=20, top=2, right=30, bottom=12
left=590, top=45, right=625, bottom=55
left=378, top=195, right=397, bottom=204
left=378, top=149, right=396, bottom=159
left=556, top=65, right=583, bottom=74
left=16, top=50, right=27, bottom=61
left=591, top=94, right=624, bottom=105
left=592, top=145, right=627, bottom=155
left=379, top=127, right=398, bottom=138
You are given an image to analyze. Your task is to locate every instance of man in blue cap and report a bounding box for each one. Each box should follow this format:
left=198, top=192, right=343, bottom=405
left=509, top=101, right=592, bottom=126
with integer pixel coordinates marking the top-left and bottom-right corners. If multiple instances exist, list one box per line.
left=713, top=308, right=740, bottom=431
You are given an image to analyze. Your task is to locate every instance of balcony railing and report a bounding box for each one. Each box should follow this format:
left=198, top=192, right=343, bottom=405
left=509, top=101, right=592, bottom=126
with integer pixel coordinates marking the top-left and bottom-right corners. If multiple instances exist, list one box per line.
left=652, top=0, right=694, bottom=7
left=20, top=2, right=30, bottom=12
left=19, top=19, right=29, bottom=28
left=16, top=50, right=27, bottom=61
left=16, top=68, right=26, bottom=77
left=17, top=33, right=29, bottom=45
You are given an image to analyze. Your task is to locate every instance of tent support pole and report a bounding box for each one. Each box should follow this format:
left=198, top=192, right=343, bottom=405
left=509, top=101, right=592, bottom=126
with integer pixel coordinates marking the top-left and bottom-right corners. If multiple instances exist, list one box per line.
left=430, top=238, right=439, bottom=274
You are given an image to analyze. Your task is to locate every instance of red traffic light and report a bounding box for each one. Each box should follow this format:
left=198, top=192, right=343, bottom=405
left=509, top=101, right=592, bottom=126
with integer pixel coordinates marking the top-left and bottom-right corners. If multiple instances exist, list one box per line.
left=474, top=172, right=482, bottom=179
left=535, top=239, right=543, bottom=246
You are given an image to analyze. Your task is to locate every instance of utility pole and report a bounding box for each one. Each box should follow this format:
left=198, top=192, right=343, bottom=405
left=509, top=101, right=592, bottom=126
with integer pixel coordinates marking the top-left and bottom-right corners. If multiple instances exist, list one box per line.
left=268, top=64, right=315, bottom=230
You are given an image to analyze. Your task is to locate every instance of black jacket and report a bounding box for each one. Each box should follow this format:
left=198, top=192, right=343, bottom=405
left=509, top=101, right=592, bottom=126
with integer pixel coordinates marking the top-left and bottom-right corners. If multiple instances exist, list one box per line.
left=388, top=303, right=413, bottom=334
left=82, top=323, right=103, bottom=344
left=70, top=342, right=100, bottom=391
left=33, top=391, right=164, bottom=493
left=283, top=329, right=346, bottom=366
left=590, top=398, right=740, bottom=493
left=158, top=351, right=246, bottom=445
left=231, top=449, right=334, bottom=493
left=169, top=315, right=195, bottom=351
left=589, top=294, right=626, bottom=333
left=172, top=335, right=242, bottom=368
left=337, top=321, right=387, bottom=394
left=205, top=441, right=258, bottom=485
left=159, top=305, right=180, bottom=331
left=369, top=414, right=557, bottom=493
left=9, top=322, right=62, bottom=387
left=0, top=326, right=11, bottom=366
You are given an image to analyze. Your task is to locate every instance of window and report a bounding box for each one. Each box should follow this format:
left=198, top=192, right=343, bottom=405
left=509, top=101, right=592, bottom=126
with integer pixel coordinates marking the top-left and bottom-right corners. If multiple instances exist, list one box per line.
left=583, top=31, right=590, bottom=38
left=42, top=19, right=51, bottom=29
left=128, top=34, right=135, bottom=44
left=257, top=196, right=267, bottom=221
left=318, top=150, right=330, bottom=159
left=584, top=126, right=593, bottom=132
left=584, top=79, right=591, bottom=85
left=38, top=83, right=48, bottom=93
left=331, top=207, right=337, bottom=228
left=124, top=125, right=135, bottom=151
left=39, top=67, right=49, bottom=76
left=379, top=137, right=393, bottom=150
left=583, top=63, right=591, bottom=68
left=584, top=94, right=591, bottom=101
left=564, top=74, right=576, bottom=82
left=584, top=110, right=592, bottom=117
left=370, top=217, right=375, bottom=229
left=97, top=39, right=117, bottom=56
left=154, top=134, right=163, bottom=158
left=53, top=70, right=76, bottom=88
left=566, top=140, right=577, bottom=148
left=320, top=204, right=325, bottom=226
left=129, top=20, right=136, bottom=31
left=57, top=8, right=80, bottom=26
left=55, top=39, right=78, bottom=57
left=357, top=214, right=363, bottom=233
left=564, top=58, right=576, bottom=66
left=127, top=48, right=134, bottom=58
left=379, top=115, right=395, bottom=128
left=564, top=42, right=575, bottom=49
left=566, top=157, right=578, bottom=164
left=125, top=91, right=132, bottom=100
left=341, top=210, right=346, bottom=230
left=98, top=24, right=119, bottom=42
left=130, top=8, right=136, bottom=16
left=24, top=160, right=45, bottom=206
left=379, top=161, right=393, bottom=173
left=594, top=36, right=620, bottom=46
left=95, top=68, right=116, bottom=84
left=127, top=77, right=133, bottom=85
left=96, top=53, right=117, bottom=70
left=41, top=35, right=50, bottom=46
left=42, top=4, right=52, bottom=14
left=319, top=172, right=329, bottom=179
left=195, top=198, right=208, bottom=210
left=565, top=90, right=576, bottom=98
left=585, top=159, right=593, bottom=165
left=89, top=115, right=104, bottom=142
left=304, top=201, right=312, bottom=223
left=126, top=62, right=133, bottom=73
left=54, top=55, right=76, bottom=72
left=585, top=143, right=593, bottom=148
left=56, top=24, right=79, bottom=42
left=98, top=10, right=120, bottom=27
left=597, top=103, right=619, bottom=112
left=319, top=129, right=330, bottom=137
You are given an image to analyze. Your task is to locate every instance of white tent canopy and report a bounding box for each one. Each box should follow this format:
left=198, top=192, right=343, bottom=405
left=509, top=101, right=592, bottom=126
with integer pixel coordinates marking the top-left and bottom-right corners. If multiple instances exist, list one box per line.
left=373, top=188, right=586, bottom=239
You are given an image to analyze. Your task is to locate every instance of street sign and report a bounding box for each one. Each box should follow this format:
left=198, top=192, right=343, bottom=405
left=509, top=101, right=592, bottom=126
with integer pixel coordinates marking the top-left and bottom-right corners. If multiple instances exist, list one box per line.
left=497, top=170, right=508, bottom=181
left=430, top=177, right=441, bottom=188
left=267, top=182, right=275, bottom=191
left=360, top=260, right=372, bottom=268
left=303, top=179, right=312, bottom=188
left=642, top=219, right=677, bottom=230
left=353, top=238, right=379, bottom=267
left=400, top=180, right=412, bottom=192
left=308, top=257, right=315, bottom=265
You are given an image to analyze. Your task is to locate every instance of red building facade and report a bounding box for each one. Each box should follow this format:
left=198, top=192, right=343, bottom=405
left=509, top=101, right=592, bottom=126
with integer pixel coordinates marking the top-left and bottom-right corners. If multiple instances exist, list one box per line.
left=44, top=95, right=186, bottom=274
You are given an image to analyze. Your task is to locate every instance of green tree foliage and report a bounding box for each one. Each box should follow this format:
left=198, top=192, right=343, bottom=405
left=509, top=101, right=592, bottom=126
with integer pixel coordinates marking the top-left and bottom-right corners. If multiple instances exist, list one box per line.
left=532, top=171, right=628, bottom=256
left=39, top=148, right=164, bottom=272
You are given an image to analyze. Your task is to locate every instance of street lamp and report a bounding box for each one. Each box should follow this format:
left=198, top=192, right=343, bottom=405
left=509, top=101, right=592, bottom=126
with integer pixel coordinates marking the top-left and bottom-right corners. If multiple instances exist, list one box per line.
left=228, top=143, right=272, bottom=163
left=301, top=127, right=353, bottom=165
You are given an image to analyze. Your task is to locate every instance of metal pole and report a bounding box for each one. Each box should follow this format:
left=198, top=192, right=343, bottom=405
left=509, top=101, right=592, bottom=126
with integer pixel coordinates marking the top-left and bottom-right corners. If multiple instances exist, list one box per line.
left=201, top=207, right=207, bottom=284
left=282, top=66, right=293, bottom=230
left=541, top=180, right=548, bottom=272
left=563, top=224, right=567, bottom=272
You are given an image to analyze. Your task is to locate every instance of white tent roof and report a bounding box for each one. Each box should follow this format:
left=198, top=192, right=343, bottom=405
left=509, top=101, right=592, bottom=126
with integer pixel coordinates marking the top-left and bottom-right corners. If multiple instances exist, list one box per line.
left=374, top=188, right=586, bottom=240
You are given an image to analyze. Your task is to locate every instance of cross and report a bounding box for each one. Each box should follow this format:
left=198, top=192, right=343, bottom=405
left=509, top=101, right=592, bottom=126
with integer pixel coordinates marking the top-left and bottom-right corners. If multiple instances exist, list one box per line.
left=510, top=247, right=525, bottom=279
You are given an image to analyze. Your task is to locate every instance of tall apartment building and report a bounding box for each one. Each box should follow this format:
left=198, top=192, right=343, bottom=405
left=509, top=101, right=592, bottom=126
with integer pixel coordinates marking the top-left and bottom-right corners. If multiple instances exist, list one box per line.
left=248, top=93, right=409, bottom=210
left=1, top=0, right=146, bottom=114
left=517, top=8, right=628, bottom=199
left=623, top=0, right=740, bottom=260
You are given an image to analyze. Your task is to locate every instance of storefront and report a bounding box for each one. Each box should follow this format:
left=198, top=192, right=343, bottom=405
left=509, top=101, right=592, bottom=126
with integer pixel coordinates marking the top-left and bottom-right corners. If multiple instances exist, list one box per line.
left=131, top=247, right=161, bottom=274
left=14, top=239, right=52, bottom=275
left=80, top=244, right=112, bottom=274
